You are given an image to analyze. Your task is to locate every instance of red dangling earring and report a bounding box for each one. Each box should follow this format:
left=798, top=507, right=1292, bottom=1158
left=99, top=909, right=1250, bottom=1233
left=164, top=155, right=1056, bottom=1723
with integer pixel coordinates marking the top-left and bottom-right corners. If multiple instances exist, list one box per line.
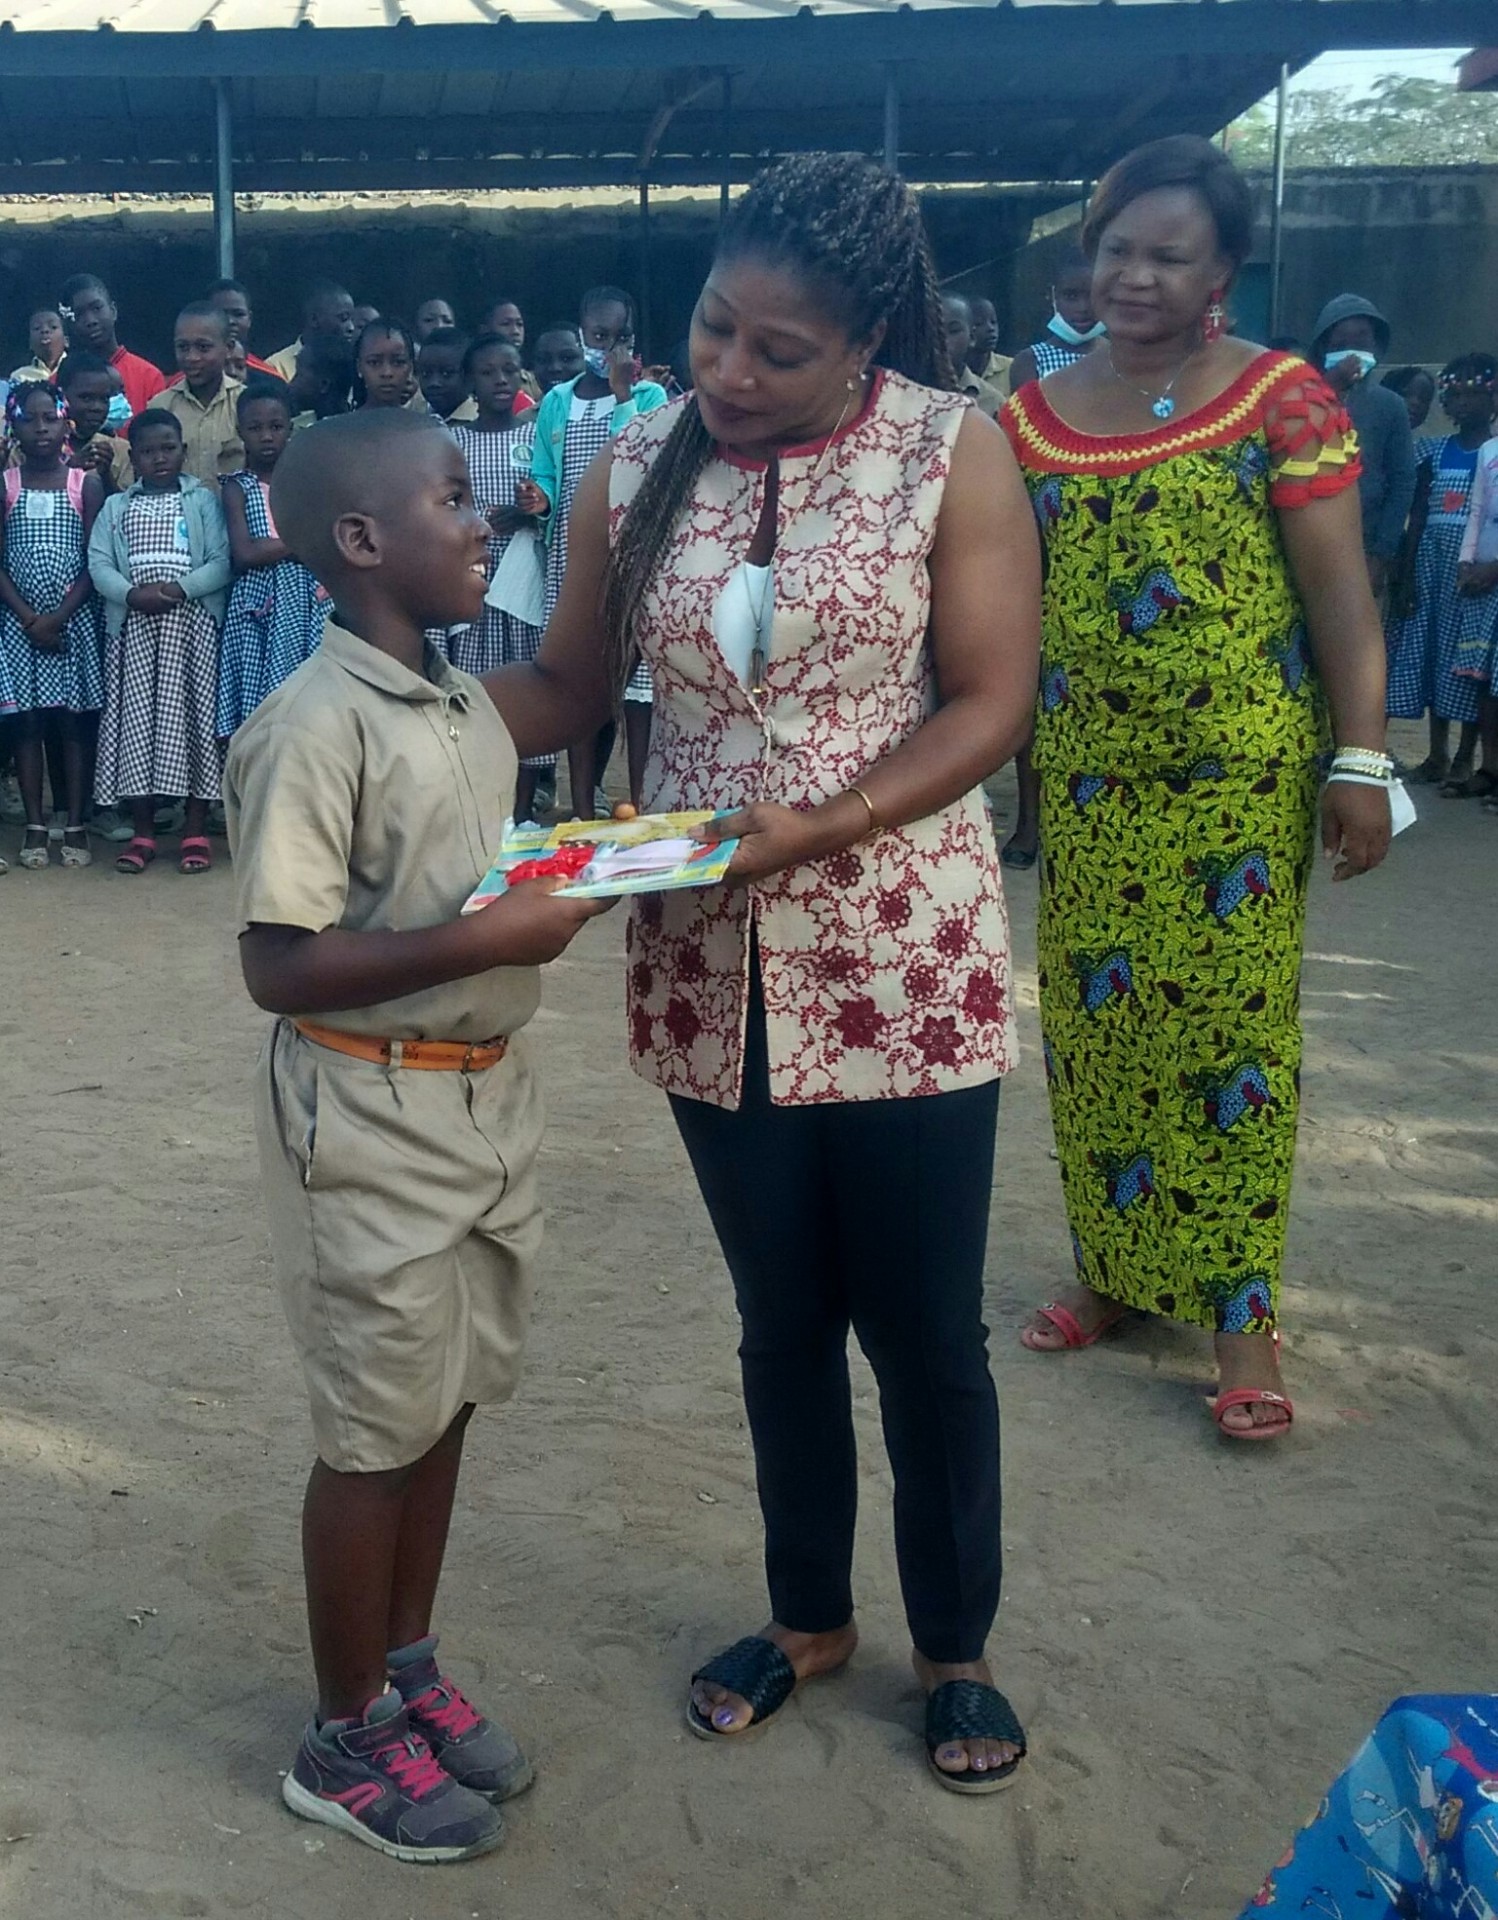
left=1203, top=289, right=1227, bottom=344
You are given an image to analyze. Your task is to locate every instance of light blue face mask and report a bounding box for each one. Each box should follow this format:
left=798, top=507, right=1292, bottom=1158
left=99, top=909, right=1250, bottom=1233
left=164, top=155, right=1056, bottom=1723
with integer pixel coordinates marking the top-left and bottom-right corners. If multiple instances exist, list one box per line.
left=1324, top=348, right=1378, bottom=381
left=583, top=346, right=612, bottom=380
left=1051, top=310, right=1106, bottom=347
left=106, top=392, right=132, bottom=429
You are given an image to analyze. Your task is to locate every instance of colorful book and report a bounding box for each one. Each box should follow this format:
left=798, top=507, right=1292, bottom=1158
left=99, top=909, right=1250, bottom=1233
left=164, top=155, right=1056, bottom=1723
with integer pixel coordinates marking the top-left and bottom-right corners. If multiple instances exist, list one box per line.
left=464, top=811, right=739, bottom=911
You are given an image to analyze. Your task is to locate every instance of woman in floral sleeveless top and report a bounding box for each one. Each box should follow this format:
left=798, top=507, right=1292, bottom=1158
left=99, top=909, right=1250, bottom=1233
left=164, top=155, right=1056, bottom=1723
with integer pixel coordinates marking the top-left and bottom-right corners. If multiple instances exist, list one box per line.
left=503, top=155, right=1041, bottom=1792
left=1002, top=138, right=1392, bottom=1441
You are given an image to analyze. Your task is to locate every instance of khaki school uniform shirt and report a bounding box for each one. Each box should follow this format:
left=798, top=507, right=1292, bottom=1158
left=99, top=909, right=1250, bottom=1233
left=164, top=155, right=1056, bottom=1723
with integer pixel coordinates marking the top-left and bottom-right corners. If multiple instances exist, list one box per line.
left=958, top=365, right=1007, bottom=421
left=158, top=378, right=245, bottom=484
left=224, top=619, right=537, bottom=1044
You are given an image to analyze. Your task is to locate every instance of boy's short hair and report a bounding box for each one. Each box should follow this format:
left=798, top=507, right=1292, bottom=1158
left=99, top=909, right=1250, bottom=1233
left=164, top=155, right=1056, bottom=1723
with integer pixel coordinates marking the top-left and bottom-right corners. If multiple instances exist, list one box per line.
left=57, top=349, right=112, bottom=388
left=176, top=300, right=230, bottom=337
left=271, top=407, right=445, bottom=577
left=419, top=327, right=469, bottom=356
left=127, top=407, right=184, bottom=448
left=237, top=377, right=293, bottom=420
left=59, top=272, right=110, bottom=309
left=536, top=321, right=581, bottom=343
left=207, top=277, right=251, bottom=301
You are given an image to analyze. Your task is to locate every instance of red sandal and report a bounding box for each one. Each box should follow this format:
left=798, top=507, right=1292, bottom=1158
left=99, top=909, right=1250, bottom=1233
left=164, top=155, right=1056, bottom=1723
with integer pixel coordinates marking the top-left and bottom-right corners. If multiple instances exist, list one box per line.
left=179, top=835, right=212, bottom=875
left=1211, top=1387, right=1294, bottom=1442
left=1019, top=1300, right=1129, bottom=1352
left=115, top=836, right=157, bottom=875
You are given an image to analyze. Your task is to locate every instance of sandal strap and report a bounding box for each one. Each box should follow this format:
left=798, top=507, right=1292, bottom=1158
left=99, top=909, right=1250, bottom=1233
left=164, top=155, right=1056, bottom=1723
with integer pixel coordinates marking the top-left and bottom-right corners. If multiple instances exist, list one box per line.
left=691, top=1637, right=797, bottom=1726
left=925, top=1680, right=1027, bottom=1759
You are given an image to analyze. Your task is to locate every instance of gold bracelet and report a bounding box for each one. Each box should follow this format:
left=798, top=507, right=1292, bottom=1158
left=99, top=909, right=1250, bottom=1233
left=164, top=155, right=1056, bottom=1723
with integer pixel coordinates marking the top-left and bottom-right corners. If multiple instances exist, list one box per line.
left=845, top=785, right=879, bottom=838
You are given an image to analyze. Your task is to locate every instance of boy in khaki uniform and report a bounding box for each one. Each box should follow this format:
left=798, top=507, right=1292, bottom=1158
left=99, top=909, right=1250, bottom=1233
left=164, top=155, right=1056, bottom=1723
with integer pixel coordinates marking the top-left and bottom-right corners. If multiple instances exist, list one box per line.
left=225, top=409, right=611, bottom=1865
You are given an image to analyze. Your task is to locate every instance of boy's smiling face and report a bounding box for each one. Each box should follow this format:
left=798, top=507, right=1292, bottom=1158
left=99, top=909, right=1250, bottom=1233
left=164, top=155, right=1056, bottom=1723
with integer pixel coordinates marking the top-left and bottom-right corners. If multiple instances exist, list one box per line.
left=175, top=310, right=230, bottom=397
left=377, top=432, right=491, bottom=629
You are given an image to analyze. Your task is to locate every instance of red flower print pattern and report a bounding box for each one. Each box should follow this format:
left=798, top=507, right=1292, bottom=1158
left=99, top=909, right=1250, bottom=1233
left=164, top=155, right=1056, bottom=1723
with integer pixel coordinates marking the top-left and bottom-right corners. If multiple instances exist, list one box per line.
left=609, top=373, right=1018, bottom=1108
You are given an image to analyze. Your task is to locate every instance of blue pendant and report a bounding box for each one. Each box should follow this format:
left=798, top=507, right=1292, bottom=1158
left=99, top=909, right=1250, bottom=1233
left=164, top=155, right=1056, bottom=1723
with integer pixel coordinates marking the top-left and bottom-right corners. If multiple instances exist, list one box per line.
left=1151, top=395, right=1176, bottom=420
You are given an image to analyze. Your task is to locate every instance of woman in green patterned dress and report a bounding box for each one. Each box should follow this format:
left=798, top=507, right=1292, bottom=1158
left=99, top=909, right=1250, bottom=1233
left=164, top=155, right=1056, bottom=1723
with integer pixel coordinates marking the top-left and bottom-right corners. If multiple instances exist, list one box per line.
left=1001, top=137, right=1392, bottom=1440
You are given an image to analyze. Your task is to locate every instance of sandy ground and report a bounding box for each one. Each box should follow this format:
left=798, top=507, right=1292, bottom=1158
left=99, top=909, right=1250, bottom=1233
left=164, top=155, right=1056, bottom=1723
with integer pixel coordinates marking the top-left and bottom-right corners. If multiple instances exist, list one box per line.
left=1, top=731, right=1494, bottom=1920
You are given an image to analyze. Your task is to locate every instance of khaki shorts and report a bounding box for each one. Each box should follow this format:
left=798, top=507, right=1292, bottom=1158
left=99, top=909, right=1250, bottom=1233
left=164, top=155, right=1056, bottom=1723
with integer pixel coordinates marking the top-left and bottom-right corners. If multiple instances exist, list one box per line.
left=254, top=1020, right=542, bottom=1472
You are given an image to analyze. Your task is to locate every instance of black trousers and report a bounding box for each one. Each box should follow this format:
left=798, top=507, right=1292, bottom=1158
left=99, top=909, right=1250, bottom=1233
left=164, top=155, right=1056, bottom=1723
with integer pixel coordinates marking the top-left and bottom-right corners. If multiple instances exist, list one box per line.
left=669, top=980, right=1003, bottom=1664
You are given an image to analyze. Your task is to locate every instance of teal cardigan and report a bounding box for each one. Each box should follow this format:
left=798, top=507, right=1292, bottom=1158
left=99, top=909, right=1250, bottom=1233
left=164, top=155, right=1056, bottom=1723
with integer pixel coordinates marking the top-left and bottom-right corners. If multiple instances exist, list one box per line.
left=529, top=376, right=669, bottom=547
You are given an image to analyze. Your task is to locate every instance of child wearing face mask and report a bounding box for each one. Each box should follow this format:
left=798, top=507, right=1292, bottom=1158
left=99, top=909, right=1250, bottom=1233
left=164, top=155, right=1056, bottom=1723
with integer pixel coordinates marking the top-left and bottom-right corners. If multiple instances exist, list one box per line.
left=525, top=287, right=667, bottom=815
left=1006, top=252, right=1105, bottom=395
left=1309, top=295, right=1415, bottom=605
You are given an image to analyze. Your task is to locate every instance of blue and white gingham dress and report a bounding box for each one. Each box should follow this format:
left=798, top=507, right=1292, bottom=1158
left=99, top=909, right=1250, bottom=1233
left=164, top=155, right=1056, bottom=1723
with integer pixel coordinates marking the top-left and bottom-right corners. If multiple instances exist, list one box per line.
left=1385, top=436, right=1484, bottom=726
left=451, top=417, right=552, bottom=772
left=546, top=392, right=652, bottom=704
left=0, top=467, right=104, bottom=714
left=216, top=471, right=329, bottom=739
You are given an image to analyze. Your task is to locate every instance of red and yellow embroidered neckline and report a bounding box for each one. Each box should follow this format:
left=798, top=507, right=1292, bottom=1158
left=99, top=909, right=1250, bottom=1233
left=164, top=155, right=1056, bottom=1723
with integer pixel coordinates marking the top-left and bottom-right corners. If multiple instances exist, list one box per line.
left=1006, top=350, right=1302, bottom=474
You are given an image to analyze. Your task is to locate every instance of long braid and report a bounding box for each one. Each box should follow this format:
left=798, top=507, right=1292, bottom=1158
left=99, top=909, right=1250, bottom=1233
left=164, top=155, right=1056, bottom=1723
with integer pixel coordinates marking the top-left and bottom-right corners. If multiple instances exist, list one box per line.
left=602, top=152, right=952, bottom=697
left=601, top=398, right=715, bottom=700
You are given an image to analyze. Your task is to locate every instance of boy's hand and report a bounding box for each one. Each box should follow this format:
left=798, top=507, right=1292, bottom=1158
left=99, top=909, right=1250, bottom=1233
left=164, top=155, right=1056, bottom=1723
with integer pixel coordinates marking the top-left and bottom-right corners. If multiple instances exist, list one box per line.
left=466, top=878, right=615, bottom=966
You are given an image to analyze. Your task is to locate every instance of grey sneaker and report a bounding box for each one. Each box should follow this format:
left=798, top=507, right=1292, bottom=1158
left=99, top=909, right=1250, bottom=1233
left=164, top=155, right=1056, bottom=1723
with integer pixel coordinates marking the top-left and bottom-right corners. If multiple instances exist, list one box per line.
left=91, top=807, right=137, bottom=844
left=388, top=1636, right=534, bottom=1802
left=281, top=1688, right=503, bottom=1864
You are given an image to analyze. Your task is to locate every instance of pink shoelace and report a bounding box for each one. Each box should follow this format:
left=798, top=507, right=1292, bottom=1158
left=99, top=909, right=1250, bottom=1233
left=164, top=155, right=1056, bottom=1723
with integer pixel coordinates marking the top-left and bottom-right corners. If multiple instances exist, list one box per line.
left=411, top=1678, right=483, bottom=1741
left=372, top=1731, right=449, bottom=1799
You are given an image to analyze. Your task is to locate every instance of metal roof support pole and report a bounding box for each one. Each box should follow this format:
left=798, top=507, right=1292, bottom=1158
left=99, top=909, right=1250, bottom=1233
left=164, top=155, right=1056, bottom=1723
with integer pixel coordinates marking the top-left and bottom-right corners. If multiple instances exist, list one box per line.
left=882, top=66, right=900, bottom=174
left=1267, top=63, right=1288, bottom=338
left=638, top=179, right=653, bottom=360
left=719, top=70, right=732, bottom=221
left=212, top=79, right=236, bottom=279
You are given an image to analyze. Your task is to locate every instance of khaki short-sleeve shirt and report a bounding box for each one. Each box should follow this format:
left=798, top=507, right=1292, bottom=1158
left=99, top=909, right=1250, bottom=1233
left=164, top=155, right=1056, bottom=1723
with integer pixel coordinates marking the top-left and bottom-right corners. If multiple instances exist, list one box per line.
left=224, top=619, right=538, bottom=1042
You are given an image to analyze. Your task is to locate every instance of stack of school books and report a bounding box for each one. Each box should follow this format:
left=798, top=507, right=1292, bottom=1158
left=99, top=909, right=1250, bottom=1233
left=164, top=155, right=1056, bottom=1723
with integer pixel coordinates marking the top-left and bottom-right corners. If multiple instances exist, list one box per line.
left=464, top=811, right=739, bottom=911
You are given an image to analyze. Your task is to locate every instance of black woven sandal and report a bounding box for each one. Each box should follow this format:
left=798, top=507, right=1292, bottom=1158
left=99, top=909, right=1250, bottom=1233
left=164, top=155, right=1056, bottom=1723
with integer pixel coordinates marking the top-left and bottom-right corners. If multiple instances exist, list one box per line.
left=686, top=1637, right=799, bottom=1742
left=924, top=1680, right=1028, bottom=1795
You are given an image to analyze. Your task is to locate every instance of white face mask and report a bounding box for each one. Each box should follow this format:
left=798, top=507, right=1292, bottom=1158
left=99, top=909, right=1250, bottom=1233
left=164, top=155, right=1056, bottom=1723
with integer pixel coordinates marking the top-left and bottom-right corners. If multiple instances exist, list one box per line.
left=1324, top=347, right=1378, bottom=381
left=1051, top=310, right=1106, bottom=347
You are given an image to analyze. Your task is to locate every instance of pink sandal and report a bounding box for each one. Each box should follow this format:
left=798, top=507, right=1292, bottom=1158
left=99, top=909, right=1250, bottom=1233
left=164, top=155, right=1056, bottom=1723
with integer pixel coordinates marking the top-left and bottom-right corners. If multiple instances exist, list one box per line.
left=1020, top=1300, right=1129, bottom=1352
left=1212, top=1387, right=1294, bottom=1442
left=115, top=836, right=157, bottom=875
left=179, top=835, right=212, bottom=875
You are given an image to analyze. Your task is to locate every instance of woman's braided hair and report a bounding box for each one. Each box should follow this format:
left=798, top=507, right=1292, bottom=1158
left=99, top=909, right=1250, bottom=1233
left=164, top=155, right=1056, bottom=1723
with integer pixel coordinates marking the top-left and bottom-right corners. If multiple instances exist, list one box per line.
left=599, top=152, right=955, bottom=701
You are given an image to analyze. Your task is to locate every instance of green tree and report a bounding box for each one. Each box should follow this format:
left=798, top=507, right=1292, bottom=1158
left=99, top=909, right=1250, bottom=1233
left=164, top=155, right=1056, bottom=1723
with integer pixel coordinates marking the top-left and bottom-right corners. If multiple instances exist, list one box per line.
left=1226, top=75, right=1498, bottom=168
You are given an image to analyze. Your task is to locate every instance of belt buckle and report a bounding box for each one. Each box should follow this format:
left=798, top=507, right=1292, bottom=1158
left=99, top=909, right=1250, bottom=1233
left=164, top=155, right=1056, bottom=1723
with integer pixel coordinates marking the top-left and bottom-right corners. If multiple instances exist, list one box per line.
left=387, top=1038, right=404, bottom=1069
left=461, top=1041, right=478, bottom=1072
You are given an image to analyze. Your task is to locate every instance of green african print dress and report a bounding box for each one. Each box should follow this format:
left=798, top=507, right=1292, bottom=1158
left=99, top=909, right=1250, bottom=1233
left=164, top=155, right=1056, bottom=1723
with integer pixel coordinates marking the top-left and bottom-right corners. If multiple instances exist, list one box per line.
left=1001, top=351, right=1360, bottom=1334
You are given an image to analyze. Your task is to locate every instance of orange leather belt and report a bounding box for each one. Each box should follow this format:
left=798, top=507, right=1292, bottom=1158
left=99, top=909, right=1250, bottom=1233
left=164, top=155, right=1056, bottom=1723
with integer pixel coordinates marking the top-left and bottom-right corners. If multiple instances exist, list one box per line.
left=294, top=1020, right=508, bottom=1072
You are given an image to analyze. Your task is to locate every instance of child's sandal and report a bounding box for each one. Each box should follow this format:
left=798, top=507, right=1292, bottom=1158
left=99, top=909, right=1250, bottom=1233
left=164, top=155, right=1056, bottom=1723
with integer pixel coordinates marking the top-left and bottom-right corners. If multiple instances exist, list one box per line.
left=179, top=835, right=212, bottom=875
left=60, top=829, right=92, bottom=869
left=115, top=837, right=157, bottom=875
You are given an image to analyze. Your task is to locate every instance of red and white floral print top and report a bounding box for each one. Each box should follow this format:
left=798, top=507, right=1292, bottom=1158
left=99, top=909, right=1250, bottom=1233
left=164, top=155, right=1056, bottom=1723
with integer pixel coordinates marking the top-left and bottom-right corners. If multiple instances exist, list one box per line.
left=609, top=369, right=1018, bottom=1110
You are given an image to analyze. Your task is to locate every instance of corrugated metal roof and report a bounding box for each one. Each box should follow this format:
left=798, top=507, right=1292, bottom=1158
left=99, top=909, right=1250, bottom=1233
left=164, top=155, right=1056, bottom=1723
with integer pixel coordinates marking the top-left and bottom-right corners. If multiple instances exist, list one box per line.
left=0, top=0, right=1489, bottom=191
left=0, top=0, right=1276, bottom=27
